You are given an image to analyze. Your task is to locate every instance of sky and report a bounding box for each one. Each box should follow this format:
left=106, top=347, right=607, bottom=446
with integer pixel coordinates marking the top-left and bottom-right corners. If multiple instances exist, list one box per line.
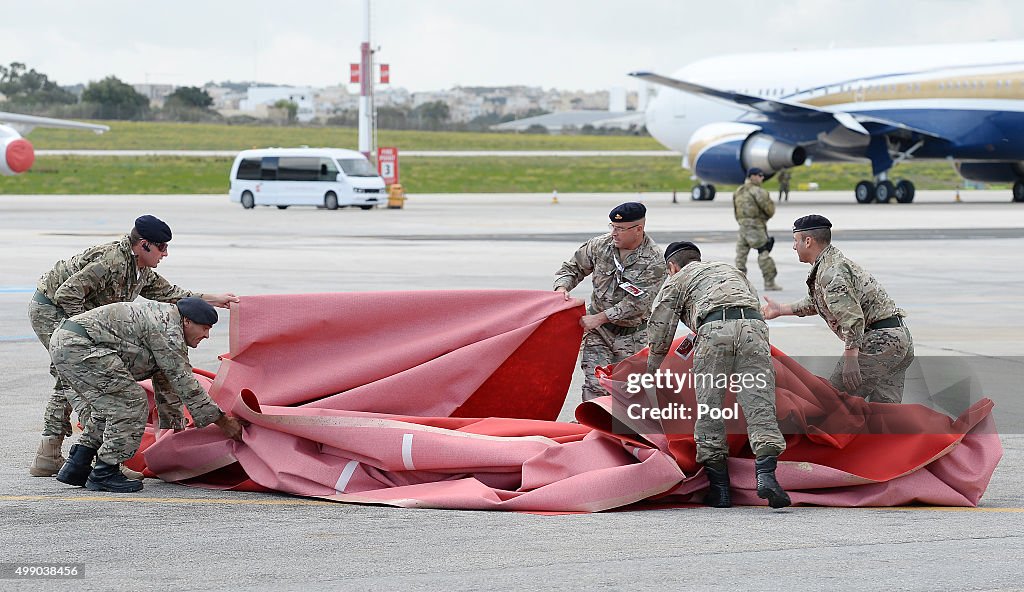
left=2, top=0, right=1023, bottom=93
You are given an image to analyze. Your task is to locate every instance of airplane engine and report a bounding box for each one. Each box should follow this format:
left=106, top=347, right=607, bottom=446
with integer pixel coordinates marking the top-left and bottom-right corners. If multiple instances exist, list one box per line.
left=955, top=162, right=1024, bottom=183
left=688, top=122, right=806, bottom=185
left=0, top=125, right=36, bottom=176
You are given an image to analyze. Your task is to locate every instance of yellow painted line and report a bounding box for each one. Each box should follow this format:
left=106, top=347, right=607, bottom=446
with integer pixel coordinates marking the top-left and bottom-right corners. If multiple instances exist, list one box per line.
left=0, top=495, right=337, bottom=506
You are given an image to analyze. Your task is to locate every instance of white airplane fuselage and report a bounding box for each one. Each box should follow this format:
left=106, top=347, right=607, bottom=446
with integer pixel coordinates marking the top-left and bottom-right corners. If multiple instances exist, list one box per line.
left=642, top=39, right=1024, bottom=202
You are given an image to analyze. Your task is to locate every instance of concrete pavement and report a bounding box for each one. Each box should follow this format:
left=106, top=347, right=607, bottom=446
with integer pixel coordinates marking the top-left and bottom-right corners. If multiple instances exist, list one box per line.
left=1, top=190, right=1021, bottom=591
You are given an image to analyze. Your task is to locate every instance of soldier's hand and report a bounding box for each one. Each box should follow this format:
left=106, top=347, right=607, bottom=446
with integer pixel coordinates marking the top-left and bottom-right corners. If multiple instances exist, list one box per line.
left=579, top=313, right=605, bottom=332
left=214, top=414, right=246, bottom=442
left=842, top=352, right=863, bottom=392
left=205, top=293, right=241, bottom=309
left=761, top=296, right=783, bottom=319
left=555, top=287, right=571, bottom=301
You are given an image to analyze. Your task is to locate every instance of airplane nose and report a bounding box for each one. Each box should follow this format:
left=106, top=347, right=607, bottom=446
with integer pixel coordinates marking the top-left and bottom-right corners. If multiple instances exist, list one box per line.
left=5, top=138, right=35, bottom=174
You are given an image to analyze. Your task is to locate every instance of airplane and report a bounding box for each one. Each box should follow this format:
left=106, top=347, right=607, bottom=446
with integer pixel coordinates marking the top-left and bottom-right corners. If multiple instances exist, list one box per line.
left=0, top=112, right=108, bottom=176
left=632, top=39, right=1024, bottom=203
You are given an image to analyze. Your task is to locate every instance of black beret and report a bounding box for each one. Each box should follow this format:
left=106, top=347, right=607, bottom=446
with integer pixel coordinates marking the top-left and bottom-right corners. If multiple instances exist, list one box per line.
left=134, top=215, right=172, bottom=243
left=664, top=241, right=700, bottom=260
left=176, top=297, right=218, bottom=326
left=609, top=202, right=646, bottom=223
left=747, top=167, right=765, bottom=177
left=792, top=214, right=833, bottom=233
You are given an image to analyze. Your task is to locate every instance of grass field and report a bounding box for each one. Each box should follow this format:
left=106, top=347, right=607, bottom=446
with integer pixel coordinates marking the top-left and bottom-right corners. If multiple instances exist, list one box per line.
left=27, top=121, right=665, bottom=151
left=0, top=155, right=985, bottom=195
left=3, top=121, right=1005, bottom=194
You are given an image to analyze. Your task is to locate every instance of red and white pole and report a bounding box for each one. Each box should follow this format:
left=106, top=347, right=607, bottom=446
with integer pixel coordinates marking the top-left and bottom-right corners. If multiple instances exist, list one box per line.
left=357, top=0, right=373, bottom=157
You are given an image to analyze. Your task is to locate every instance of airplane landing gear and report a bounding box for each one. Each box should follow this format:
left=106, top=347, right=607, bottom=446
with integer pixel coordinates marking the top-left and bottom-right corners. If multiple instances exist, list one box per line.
left=876, top=180, right=896, bottom=203
left=854, top=179, right=915, bottom=203
left=1013, top=180, right=1024, bottom=203
left=691, top=184, right=716, bottom=201
left=855, top=180, right=876, bottom=203
left=895, top=180, right=915, bottom=203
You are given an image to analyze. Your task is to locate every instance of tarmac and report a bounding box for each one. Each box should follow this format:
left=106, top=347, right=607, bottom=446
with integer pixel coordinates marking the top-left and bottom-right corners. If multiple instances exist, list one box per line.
left=1, top=189, right=1022, bottom=591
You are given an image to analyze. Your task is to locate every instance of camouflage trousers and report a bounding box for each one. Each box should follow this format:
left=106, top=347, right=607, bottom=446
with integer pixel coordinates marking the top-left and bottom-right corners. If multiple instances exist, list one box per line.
left=49, top=328, right=149, bottom=465
left=829, top=325, right=915, bottom=403
left=581, top=325, right=648, bottom=401
left=692, top=319, right=786, bottom=465
left=734, top=221, right=778, bottom=283
left=28, top=299, right=91, bottom=437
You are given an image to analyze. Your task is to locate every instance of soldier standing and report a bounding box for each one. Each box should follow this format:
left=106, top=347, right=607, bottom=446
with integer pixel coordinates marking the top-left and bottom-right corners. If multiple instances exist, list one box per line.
left=28, top=215, right=239, bottom=478
left=647, top=241, right=790, bottom=508
left=761, top=215, right=915, bottom=403
left=554, top=202, right=667, bottom=401
left=51, top=298, right=245, bottom=493
left=777, top=169, right=792, bottom=202
left=733, top=167, right=782, bottom=291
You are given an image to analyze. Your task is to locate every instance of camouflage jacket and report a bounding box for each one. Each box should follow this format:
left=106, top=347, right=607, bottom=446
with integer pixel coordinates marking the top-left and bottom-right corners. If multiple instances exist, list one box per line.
left=647, top=261, right=761, bottom=369
left=554, top=233, right=666, bottom=326
left=37, top=235, right=199, bottom=317
left=70, top=301, right=223, bottom=428
left=792, top=244, right=904, bottom=350
left=733, top=182, right=775, bottom=222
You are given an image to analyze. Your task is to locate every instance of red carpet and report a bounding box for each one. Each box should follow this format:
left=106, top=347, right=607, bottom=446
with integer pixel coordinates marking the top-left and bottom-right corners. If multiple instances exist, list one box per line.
left=126, top=291, right=1000, bottom=511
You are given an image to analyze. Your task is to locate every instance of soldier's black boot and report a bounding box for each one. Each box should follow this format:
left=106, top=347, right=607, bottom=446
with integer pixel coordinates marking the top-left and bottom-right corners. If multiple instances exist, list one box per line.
left=702, top=461, right=732, bottom=508
left=755, top=455, right=792, bottom=508
left=85, top=461, right=143, bottom=493
left=55, top=444, right=97, bottom=487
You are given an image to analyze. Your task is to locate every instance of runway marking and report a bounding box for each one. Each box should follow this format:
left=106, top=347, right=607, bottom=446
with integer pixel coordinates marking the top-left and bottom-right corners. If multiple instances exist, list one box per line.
left=0, top=495, right=337, bottom=506
left=1, top=495, right=1021, bottom=511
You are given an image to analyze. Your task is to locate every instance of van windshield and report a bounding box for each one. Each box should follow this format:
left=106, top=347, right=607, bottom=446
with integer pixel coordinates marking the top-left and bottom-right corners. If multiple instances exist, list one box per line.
left=337, top=158, right=379, bottom=177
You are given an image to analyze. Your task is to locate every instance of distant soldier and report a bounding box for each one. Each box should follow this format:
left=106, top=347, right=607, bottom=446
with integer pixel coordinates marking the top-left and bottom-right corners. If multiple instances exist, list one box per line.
left=554, top=202, right=667, bottom=401
left=777, top=169, right=792, bottom=202
left=761, top=215, right=914, bottom=403
left=28, top=215, right=239, bottom=478
left=51, top=298, right=245, bottom=493
left=733, top=167, right=782, bottom=291
left=647, top=241, right=790, bottom=508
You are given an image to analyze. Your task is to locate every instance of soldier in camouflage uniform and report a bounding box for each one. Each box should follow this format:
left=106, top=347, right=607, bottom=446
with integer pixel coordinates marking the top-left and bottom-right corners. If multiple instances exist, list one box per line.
left=51, top=297, right=245, bottom=492
left=28, top=215, right=239, bottom=478
left=777, top=169, right=792, bottom=202
left=733, top=167, right=782, bottom=291
left=554, top=202, right=666, bottom=401
left=762, top=214, right=915, bottom=403
left=647, top=241, right=790, bottom=508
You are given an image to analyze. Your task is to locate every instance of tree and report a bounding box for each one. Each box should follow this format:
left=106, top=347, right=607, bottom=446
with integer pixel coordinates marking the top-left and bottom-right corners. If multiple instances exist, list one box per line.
left=0, top=62, right=76, bottom=107
left=81, top=76, right=149, bottom=120
left=412, top=101, right=449, bottom=130
left=165, top=86, right=213, bottom=109
left=272, top=99, right=298, bottom=124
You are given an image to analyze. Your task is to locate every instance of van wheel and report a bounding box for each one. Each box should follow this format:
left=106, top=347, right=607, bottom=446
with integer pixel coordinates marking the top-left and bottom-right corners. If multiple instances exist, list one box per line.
left=276, top=205, right=288, bottom=210
left=241, top=191, right=255, bottom=209
left=359, top=205, right=374, bottom=210
left=325, top=192, right=339, bottom=210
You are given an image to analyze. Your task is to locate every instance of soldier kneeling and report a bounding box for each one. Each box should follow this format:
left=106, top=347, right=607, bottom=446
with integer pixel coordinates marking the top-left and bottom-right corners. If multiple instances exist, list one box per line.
left=51, top=297, right=245, bottom=493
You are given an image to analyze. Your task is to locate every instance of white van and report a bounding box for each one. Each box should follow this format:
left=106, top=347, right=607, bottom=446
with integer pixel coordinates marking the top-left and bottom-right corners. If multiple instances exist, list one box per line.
left=228, top=148, right=387, bottom=210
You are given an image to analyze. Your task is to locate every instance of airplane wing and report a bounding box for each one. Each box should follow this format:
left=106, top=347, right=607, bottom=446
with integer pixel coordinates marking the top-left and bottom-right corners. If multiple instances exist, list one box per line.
left=630, top=71, right=946, bottom=140
left=0, top=111, right=109, bottom=136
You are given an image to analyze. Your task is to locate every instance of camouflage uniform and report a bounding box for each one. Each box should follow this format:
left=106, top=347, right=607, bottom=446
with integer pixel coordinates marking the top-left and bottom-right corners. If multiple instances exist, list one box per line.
left=777, top=170, right=791, bottom=202
left=555, top=233, right=666, bottom=401
left=733, top=182, right=778, bottom=284
left=791, top=244, right=914, bottom=403
left=648, top=261, right=786, bottom=464
left=29, top=235, right=200, bottom=437
left=49, top=301, right=224, bottom=465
